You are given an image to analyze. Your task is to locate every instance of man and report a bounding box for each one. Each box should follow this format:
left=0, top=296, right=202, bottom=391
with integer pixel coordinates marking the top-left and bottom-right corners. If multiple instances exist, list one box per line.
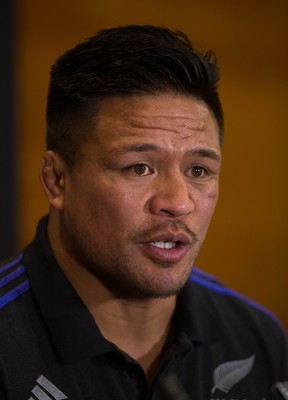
left=0, top=25, right=287, bottom=400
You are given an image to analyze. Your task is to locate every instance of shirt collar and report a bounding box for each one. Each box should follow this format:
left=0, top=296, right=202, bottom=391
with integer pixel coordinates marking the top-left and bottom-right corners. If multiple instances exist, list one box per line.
left=24, top=216, right=224, bottom=363
left=172, top=275, right=225, bottom=345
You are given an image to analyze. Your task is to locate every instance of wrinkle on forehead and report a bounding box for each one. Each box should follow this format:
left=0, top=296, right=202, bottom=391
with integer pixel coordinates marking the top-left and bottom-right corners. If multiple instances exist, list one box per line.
left=126, top=95, right=212, bottom=131
left=93, top=94, right=219, bottom=144
left=127, top=114, right=209, bottom=137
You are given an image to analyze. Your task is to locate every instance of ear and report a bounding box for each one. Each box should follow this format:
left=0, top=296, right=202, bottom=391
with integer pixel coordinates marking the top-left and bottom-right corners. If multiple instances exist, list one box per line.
left=39, top=151, right=67, bottom=211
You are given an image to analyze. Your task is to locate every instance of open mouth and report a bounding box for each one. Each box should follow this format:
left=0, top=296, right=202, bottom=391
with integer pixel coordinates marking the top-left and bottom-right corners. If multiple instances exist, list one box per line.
left=135, top=226, right=197, bottom=264
left=150, top=241, right=177, bottom=249
left=142, top=239, right=192, bottom=264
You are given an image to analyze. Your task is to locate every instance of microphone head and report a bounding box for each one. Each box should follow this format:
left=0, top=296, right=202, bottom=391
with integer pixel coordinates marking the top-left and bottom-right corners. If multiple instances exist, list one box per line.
left=156, top=373, right=191, bottom=400
left=273, top=382, right=288, bottom=399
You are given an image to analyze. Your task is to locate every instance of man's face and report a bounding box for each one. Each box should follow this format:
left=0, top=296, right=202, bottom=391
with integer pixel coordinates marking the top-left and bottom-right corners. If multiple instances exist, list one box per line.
left=60, top=94, right=222, bottom=298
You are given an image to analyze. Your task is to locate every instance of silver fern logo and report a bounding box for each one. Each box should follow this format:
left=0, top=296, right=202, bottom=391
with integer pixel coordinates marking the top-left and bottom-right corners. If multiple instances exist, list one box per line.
left=211, top=354, right=255, bottom=394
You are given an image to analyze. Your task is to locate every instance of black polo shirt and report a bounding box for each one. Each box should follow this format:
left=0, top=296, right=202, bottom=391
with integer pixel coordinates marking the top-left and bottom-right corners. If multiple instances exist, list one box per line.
left=0, top=216, right=287, bottom=400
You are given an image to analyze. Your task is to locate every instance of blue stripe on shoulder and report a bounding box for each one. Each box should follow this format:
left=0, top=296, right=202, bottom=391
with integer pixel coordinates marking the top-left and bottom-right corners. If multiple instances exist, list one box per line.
left=0, top=254, right=23, bottom=274
left=0, top=265, right=26, bottom=288
left=191, top=271, right=281, bottom=326
left=0, top=254, right=30, bottom=309
left=192, top=266, right=222, bottom=285
left=0, top=280, right=31, bottom=309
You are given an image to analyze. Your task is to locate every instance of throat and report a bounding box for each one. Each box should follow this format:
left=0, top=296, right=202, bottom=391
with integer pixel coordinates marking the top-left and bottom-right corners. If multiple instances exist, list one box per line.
left=118, top=320, right=172, bottom=381
left=89, top=297, right=176, bottom=380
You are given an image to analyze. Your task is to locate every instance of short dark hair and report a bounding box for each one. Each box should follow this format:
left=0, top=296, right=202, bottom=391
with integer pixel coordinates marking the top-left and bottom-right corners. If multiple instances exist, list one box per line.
left=46, top=25, right=224, bottom=167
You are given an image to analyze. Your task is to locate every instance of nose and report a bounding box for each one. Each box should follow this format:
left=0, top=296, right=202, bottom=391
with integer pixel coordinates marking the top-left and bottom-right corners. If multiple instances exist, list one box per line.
left=148, top=173, right=195, bottom=218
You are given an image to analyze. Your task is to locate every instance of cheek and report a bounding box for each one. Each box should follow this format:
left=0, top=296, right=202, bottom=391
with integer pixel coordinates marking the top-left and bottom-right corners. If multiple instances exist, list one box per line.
left=195, top=186, right=219, bottom=228
left=83, top=183, right=142, bottom=228
left=206, top=186, right=219, bottom=212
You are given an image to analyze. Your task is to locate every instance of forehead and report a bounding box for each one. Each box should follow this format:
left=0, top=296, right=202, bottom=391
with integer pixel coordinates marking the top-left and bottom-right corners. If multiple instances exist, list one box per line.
left=89, top=94, right=221, bottom=152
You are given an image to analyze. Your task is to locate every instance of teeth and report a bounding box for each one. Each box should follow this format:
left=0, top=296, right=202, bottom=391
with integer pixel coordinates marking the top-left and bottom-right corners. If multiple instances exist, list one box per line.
left=151, top=241, right=177, bottom=249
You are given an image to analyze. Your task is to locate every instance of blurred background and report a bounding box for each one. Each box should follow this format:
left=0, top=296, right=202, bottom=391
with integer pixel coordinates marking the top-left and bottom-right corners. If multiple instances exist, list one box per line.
left=1, top=0, right=287, bottom=327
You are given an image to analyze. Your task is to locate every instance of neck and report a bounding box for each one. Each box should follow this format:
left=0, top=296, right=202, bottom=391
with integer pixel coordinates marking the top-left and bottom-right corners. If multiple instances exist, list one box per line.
left=88, top=292, right=176, bottom=380
left=60, top=256, right=176, bottom=379
left=48, top=214, right=176, bottom=379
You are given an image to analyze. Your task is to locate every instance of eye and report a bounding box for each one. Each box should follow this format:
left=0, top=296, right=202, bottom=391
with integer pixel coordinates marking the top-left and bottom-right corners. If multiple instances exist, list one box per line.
left=190, top=166, right=208, bottom=178
left=129, top=163, right=152, bottom=176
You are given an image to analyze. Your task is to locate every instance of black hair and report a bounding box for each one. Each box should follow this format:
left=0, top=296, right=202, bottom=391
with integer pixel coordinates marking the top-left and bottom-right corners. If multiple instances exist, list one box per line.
left=46, top=25, right=224, bottom=167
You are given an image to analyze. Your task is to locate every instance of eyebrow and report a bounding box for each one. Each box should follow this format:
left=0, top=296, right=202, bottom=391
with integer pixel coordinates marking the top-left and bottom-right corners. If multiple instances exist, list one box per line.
left=191, top=148, right=222, bottom=162
left=110, top=143, right=221, bottom=162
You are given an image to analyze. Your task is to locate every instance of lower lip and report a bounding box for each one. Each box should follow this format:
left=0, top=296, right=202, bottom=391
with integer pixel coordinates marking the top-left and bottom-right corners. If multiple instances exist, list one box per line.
left=141, top=243, right=191, bottom=264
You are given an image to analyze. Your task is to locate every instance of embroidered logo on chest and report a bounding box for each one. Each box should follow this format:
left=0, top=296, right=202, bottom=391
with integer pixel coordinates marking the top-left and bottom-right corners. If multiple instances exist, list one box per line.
left=211, top=354, right=255, bottom=394
left=28, top=375, right=68, bottom=400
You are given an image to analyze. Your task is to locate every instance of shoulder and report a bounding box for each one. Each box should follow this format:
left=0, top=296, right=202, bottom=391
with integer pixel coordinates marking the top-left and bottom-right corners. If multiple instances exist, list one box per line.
left=190, top=267, right=287, bottom=342
left=188, top=268, right=288, bottom=380
left=0, top=254, right=34, bottom=344
left=0, top=254, right=31, bottom=311
left=0, top=254, right=55, bottom=399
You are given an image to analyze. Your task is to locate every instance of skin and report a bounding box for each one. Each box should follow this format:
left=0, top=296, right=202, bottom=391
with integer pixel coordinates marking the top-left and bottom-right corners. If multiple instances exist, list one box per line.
left=40, top=93, right=222, bottom=377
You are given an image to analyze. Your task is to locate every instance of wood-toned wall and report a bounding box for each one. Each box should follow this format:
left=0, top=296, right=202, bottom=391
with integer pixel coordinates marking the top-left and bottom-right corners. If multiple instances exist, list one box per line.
left=14, top=0, right=288, bottom=327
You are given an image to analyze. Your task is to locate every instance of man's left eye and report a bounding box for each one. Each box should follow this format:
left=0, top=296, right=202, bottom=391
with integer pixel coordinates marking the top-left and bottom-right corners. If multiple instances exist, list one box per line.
left=190, top=166, right=207, bottom=177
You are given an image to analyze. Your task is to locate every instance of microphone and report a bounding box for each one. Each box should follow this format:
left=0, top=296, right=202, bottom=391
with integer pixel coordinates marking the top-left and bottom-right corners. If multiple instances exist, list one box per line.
left=273, top=382, right=288, bottom=399
left=156, top=373, right=191, bottom=400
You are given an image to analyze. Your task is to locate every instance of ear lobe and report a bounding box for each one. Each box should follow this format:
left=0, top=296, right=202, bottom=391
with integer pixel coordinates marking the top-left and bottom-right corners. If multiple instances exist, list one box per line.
left=39, top=151, right=66, bottom=210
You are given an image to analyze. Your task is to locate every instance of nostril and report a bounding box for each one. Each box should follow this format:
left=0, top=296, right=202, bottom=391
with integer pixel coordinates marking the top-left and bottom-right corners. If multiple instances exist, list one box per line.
left=148, top=194, right=194, bottom=217
left=146, top=175, right=195, bottom=217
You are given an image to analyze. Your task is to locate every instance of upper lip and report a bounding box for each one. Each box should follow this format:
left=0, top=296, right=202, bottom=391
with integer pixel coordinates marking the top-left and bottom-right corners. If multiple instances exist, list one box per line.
left=144, top=232, right=193, bottom=245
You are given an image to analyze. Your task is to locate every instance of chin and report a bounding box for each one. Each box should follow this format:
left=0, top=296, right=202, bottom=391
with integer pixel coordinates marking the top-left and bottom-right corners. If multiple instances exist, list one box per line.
left=128, top=276, right=189, bottom=300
